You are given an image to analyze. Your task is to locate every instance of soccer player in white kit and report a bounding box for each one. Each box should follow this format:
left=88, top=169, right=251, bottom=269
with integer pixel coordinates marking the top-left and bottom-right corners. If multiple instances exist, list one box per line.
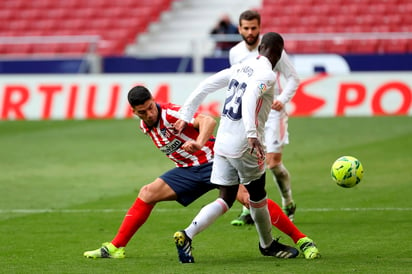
left=229, top=10, right=299, bottom=225
left=173, top=32, right=319, bottom=263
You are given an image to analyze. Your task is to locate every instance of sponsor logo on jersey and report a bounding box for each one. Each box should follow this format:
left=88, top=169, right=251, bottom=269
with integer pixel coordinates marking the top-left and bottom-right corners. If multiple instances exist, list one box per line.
left=259, top=83, right=267, bottom=93
left=160, top=127, right=172, bottom=138
left=159, top=138, right=183, bottom=155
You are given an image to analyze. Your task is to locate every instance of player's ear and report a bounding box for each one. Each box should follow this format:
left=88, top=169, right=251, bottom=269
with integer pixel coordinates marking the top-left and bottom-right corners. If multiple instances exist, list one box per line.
left=258, top=44, right=263, bottom=52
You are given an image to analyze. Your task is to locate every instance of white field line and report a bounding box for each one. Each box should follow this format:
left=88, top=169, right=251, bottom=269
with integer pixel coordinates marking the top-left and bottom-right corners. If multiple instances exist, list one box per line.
left=0, top=207, right=411, bottom=214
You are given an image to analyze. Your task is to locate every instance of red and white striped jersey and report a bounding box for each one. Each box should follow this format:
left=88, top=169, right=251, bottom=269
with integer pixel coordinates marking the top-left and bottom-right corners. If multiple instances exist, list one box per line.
left=140, top=103, right=214, bottom=167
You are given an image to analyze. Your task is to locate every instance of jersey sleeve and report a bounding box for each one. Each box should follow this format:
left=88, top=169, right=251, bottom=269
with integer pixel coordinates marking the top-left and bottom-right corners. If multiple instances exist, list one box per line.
left=274, top=50, right=300, bottom=105
left=242, top=70, right=275, bottom=138
left=229, top=45, right=237, bottom=66
left=179, top=68, right=232, bottom=122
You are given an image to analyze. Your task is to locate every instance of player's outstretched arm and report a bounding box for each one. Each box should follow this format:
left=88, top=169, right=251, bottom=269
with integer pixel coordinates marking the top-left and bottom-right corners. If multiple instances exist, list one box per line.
left=193, top=114, right=216, bottom=147
left=180, top=114, right=216, bottom=153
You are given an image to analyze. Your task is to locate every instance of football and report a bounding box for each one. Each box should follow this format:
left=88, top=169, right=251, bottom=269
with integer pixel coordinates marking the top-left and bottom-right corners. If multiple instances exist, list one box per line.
left=331, top=156, right=364, bottom=188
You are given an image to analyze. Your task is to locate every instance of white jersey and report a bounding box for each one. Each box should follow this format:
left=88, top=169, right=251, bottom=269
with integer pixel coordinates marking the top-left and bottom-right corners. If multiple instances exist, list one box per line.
left=229, top=39, right=300, bottom=153
left=229, top=41, right=299, bottom=106
left=229, top=41, right=258, bottom=65
left=180, top=56, right=276, bottom=158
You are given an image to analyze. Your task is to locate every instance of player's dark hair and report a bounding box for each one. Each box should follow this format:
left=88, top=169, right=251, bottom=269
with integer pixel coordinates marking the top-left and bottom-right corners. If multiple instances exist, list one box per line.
left=261, top=32, right=284, bottom=53
left=127, top=85, right=152, bottom=107
left=239, top=10, right=261, bottom=26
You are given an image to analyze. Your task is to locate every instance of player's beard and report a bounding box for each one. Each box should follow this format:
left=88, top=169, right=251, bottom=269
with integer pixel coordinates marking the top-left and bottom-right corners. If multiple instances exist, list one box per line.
left=144, top=114, right=159, bottom=128
left=243, top=34, right=259, bottom=47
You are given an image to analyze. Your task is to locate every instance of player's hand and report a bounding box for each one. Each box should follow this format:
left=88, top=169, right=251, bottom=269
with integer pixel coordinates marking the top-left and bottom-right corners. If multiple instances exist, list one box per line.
left=247, top=137, right=265, bottom=161
left=181, top=140, right=201, bottom=153
left=271, top=100, right=284, bottom=111
left=173, top=119, right=187, bottom=135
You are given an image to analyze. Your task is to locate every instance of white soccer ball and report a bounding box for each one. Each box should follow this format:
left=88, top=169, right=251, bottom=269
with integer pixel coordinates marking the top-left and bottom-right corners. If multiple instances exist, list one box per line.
left=331, top=156, right=364, bottom=188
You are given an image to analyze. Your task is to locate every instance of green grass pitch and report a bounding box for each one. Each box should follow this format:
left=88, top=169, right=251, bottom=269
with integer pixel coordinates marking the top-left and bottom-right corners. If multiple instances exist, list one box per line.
left=0, top=116, right=411, bottom=273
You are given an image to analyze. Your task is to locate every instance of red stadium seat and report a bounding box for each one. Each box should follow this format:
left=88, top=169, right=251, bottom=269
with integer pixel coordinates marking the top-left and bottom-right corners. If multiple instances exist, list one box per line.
left=45, top=8, right=71, bottom=20
left=323, top=40, right=350, bottom=54
left=8, top=20, right=31, bottom=32
left=59, top=43, right=90, bottom=55
left=58, top=19, right=89, bottom=31
left=0, top=0, right=172, bottom=57
left=297, top=40, right=324, bottom=53
left=31, top=43, right=61, bottom=55
left=261, top=0, right=411, bottom=53
left=88, top=18, right=113, bottom=31
left=381, top=39, right=409, bottom=53
left=349, top=39, right=379, bottom=54
left=29, top=19, right=56, bottom=32
left=27, top=0, right=57, bottom=9
left=70, top=8, right=99, bottom=19
left=284, top=40, right=299, bottom=53
left=4, top=0, right=409, bottom=56
left=3, top=43, right=33, bottom=55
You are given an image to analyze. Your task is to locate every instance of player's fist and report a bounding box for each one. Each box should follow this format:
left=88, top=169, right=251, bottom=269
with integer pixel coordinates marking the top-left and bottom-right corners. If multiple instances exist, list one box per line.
left=271, top=100, right=284, bottom=111
left=173, top=119, right=187, bottom=135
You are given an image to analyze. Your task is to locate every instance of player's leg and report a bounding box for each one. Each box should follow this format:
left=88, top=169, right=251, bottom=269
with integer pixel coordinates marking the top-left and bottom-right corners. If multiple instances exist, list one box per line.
left=245, top=173, right=298, bottom=258
left=244, top=173, right=272, bottom=248
left=230, top=185, right=254, bottom=226
left=174, top=185, right=238, bottom=263
left=174, top=155, right=238, bottom=263
left=182, top=184, right=238, bottom=240
left=266, top=198, right=320, bottom=259
left=110, top=178, right=176, bottom=246
left=236, top=151, right=298, bottom=258
left=85, top=163, right=216, bottom=259
left=265, top=110, right=296, bottom=221
left=266, top=152, right=296, bottom=221
left=83, top=177, right=173, bottom=259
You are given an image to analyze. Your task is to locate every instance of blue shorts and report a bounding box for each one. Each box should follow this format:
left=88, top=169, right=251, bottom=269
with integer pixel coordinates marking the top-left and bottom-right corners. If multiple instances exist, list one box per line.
left=160, top=162, right=218, bottom=206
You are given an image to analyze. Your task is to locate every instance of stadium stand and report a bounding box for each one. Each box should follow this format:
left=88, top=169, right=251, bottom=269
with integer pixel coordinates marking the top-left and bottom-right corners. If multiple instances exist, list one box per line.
left=0, top=0, right=173, bottom=56
left=0, top=0, right=411, bottom=57
left=126, top=0, right=261, bottom=56
left=259, top=0, right=412, bottom=54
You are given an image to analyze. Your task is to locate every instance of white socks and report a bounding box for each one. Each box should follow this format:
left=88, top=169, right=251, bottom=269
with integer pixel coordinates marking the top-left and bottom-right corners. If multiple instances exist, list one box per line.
left=184, top=198, right=229, bottom=239
left=249, top=197, right=273, bottom=248
left=271, top=163, right=293, bottom=206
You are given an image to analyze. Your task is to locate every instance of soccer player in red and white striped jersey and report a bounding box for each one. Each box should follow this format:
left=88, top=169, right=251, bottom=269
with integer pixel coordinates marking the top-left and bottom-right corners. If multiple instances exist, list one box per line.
left=84, top=85, right=218, bottom=259
left=140, top=102, right=214, bottom=167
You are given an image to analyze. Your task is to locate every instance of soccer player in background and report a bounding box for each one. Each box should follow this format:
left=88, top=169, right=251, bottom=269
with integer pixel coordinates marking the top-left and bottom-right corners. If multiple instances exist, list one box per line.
left=173, top=32, right=319, bottom=263
left=229, top=10, right=299, bottom=226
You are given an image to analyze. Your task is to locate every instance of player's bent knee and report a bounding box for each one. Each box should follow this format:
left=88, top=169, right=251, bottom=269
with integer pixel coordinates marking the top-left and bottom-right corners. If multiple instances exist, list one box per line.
left=245, top=174, right=267, bottom=201
left=219, top=185, right=239, bottom=208
left=266, top=153, right=282, bottom=169
left=138, top=184, right=155, bottom=202
left=139, top=179, right=178, bottom=204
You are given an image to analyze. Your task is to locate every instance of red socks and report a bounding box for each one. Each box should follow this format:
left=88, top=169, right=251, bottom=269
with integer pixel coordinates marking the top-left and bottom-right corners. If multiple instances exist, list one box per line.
left=267, top=198, right=306, bottom=243
left=111, top=198, right=154, bottom=248
left=110, top=197, right=304, bottom=247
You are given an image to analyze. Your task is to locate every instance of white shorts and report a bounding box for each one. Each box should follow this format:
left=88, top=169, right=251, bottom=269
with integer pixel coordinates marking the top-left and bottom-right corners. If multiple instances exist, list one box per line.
left=264, top=109, right=289, bottom=153
left=211, top=151, right=266, bottom=186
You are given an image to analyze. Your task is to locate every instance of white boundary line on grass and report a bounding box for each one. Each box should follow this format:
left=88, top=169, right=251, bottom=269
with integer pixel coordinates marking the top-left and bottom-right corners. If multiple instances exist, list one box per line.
left=0, top=207, right=411, bottom=214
